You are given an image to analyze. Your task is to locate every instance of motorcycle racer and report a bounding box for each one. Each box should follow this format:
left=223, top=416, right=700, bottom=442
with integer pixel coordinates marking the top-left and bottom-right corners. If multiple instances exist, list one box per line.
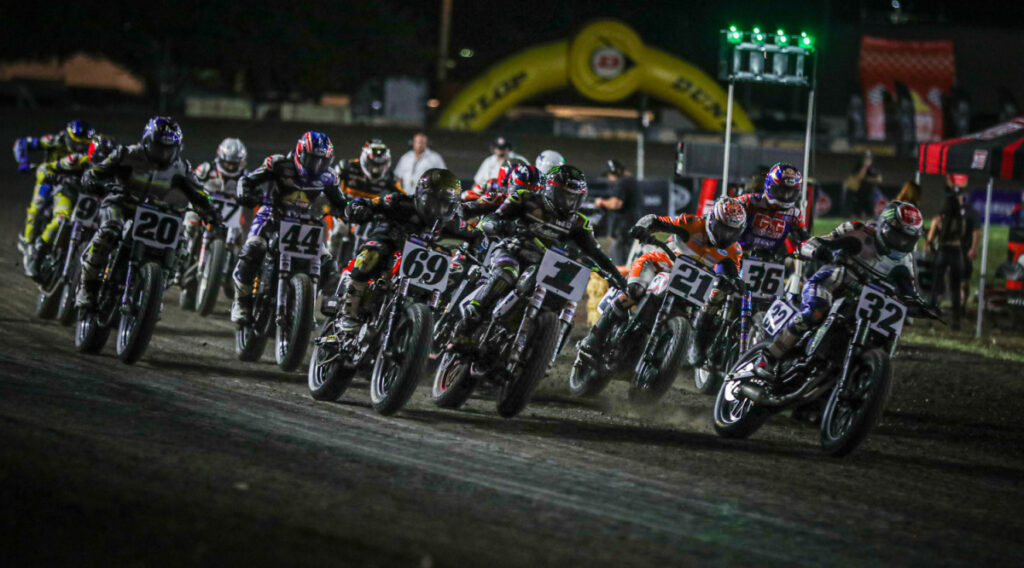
left=186, top=137, right=249, bottom=249
left=461, top=159, right=540, bottom=219
left=737, top=162, right=809, bottom=257
left=333, top=139, right=403, bottom=199
left=534, top=150, right=565, bottom=176
left=756, top=201, right=928, bottom=378
left=230, top=131, right=347, bottom=324
left=75, top=117, right=219, bottom=309
left=580, top=197, right=747, bottom=357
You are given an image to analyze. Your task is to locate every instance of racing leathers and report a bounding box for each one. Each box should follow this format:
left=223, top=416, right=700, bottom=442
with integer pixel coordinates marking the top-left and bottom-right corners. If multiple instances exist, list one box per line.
left=762, top=220, right=924, bottom=369
left=736, top=192, right=809, bottom=259
left=76, top=144, right=218, bottom=307
left=583, top=213, right=743, bottom=356
left=328, top=158, right=405, bottom=259
left=14, top=130, right=89, bottom=244
left=231, top=154, right=347, bottom=324
left=27, top=151, right=92, bottom=278
left=456, top=189, right=625, bottom=343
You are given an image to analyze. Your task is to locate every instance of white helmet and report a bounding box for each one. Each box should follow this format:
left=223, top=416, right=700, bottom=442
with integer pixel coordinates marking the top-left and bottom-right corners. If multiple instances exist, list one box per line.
left=215, top=138, right=247, bottom=179
left=535, top=150, right=565, bottom=176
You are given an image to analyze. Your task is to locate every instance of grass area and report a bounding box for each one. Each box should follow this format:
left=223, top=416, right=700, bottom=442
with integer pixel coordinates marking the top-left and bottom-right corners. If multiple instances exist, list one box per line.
left=902, top=321, right=1024, bottom=364
left=813, top=216, right=1010, bottom=283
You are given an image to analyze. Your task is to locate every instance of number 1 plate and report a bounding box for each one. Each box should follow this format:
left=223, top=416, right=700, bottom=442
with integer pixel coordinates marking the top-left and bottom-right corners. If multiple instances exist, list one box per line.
left=400, top=240, right=450, bottom=292
left=667, top=255, right=716, bottom=306
left=856, top=285, right=908, bottom=338
left=536, top=249, right=590, bottom=302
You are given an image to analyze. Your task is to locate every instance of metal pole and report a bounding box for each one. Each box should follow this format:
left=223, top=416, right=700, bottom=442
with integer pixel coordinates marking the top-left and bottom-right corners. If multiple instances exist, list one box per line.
left=636, top=132, right=645, bottom=180
left=721, top=80, right=735, bottom=197
left=914, top=170, right=921, bottom=184
left=976, top=177, right=994, bottom=338
left=800, top=88, right=815, bottom=225
left=437, top=0, right=453, bottom=83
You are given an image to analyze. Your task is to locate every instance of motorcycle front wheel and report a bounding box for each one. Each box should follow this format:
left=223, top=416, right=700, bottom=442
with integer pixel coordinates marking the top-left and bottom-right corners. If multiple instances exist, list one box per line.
left=370, top=302, right=433, bottom=415
left=275, top=273, right=314, bottom=372
left=196, top=238, right=227, bottom=316
left=116, top=261, right=164, bottom=364
left=35, top=285, right=62, bottom=320
left=432, top=350, right=477, bottom=409
left=496, top=310, right=559, bottom=418
left=629, top=316, right=687, bottom=405
left=76, top=309, right=111, bottom=354
left=308, top=323, right=358, bottom=401
left=819, top=347, right=892, bottom=457
left=712, top=341, right=774, bottom=439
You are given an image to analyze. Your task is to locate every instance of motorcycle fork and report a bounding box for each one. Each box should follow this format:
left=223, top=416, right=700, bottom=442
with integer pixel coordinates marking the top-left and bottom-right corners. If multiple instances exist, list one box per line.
left=380, top=278, right=410, bottom=359
left=834, top=317, right=868, bottom=398
left=275, top=267, right=290, bottom=327
left=640, top=295, right=674, bottom=363
left=509, top=287, right=545, bottom=369
left=739, top=291, right=752, bottom=353
left=61, top=223, right=83, bottom=279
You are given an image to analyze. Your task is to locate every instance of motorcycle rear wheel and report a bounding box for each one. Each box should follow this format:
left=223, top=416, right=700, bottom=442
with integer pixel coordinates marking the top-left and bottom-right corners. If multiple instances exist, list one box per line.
left=196, top=238, right=227, bottom=316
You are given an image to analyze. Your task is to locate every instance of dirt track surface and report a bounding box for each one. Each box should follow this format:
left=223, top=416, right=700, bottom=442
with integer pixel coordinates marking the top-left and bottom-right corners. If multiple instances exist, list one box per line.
left=1, top=199, right=1023, bottom=567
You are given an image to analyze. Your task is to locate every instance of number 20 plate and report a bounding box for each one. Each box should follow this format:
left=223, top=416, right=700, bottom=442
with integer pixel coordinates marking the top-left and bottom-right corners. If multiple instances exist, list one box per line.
left=856, top=285, right=908, bottom=338
left=400, top=240, right=450, bottom=292
left=132, top=205, right=182, bottom=250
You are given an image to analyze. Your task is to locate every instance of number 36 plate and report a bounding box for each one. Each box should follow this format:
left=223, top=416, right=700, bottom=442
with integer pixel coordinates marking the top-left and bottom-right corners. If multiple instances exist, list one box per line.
left=400, top=240, right=450, bottom=292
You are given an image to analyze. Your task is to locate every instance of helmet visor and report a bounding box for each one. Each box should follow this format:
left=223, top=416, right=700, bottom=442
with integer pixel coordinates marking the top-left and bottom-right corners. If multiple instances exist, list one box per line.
left=882, top=223, right=919, bottom=253
left=709, top=218, right=744, bottom=247
left=301, top=154, right=331, bottom=176
left=771, top=183, right=799, bottom=204
left=219, top=160, right=242, bottom=174
left=146, top=141, right=178, bottom=165
left=421, top=192, right=456, bottom=219
left=553, top=189, right=584, bottom=214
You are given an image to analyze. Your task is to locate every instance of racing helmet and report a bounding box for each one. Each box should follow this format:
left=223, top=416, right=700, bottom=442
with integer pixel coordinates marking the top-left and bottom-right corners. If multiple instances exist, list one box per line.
left=534, top=150, right=565, bottom=175
left=215, top=137, right=248, bottom=179
left=541, top=165, right=588, bottom=217
left=65, top=120, right=94, bottom=153
left=704, top=196, right=747, bottom=248
left=294, top=131, right=334, bottom=178
left=763, top=162, right=802, bottom=207
left=87, top=134, right=117, bottom=164
left=496, top=157, right=529, bottom=189
left=876, top=201, right=923, bottom=255
left=507, top=163, right=540, bottom=190
left=359, top=139, right=392, bottom=182
left=414, top=168, right=460, bottom=221
left=142, top=116, right=183, bottom=168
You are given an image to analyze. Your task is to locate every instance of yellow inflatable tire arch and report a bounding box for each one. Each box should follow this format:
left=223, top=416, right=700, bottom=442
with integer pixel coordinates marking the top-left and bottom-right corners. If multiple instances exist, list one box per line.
left=438, top=20, right=754, bottom=133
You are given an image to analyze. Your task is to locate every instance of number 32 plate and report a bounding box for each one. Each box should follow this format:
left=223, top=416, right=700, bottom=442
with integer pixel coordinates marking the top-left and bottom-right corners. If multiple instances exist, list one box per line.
left=400, top=240, right=450, bottom=292
left=856, top=285, right=908, bottom=338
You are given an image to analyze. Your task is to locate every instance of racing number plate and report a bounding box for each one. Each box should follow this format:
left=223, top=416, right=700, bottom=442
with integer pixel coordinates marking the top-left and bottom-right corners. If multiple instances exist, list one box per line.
left=279, top=220, right=323, bottom=260
left=742, top=258, right=786, bottom=298
left=209, top=196, right=243, bottom=230
left=72, top=194, right=100, bottom=229
left=761, top=298, right=798, bottom=337
left=667, top=255, right=716, bottom=306
left=856, top=285, right=908, bottom=338
left=131, top=205, right=182, bottom=250
left=400, top=240, right=450, bottom=292
left=596, top=287, right=620, bottom=315
left=536, top=249, right=590, bottom=302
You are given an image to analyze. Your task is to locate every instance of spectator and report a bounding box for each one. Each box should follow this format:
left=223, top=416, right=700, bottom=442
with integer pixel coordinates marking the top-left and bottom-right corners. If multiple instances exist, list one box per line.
left=926, top=176, right=970, bottom=330
left=894, top=180, right=922, bottom=206
left=596, top=159, right=643, bottom=265
left=843, top=151, right=882, bottom=218
left=472, top=136, right=525, bottom=190
left=394, top=132, right=446, bottom=192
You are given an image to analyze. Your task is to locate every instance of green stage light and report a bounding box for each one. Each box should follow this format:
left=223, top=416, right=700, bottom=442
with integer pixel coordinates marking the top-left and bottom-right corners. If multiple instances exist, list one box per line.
left=753, top=27, right=761, bottom=34
left=801, top=34, right=814, bottom=50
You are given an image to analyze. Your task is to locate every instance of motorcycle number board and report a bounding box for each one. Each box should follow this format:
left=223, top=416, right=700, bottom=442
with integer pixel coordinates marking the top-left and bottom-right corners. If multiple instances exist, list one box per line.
left=400, top=240, right=450, bottom=292
left=210, top=196, right=244, bottom=230
left=761, top=298, right=798, bottom=337
left=742, top=258, right=786, bottom=298
left=132, top=205, right=182, bottom=250
left=667, top=255, right=716, bottom=306
left=73, top=194, right=100, bottom=229
left=537, top=249, right=590, bottom=302
left=856, top=285, right=908, bottom=338
left=279, top=220, right=323, bottom=260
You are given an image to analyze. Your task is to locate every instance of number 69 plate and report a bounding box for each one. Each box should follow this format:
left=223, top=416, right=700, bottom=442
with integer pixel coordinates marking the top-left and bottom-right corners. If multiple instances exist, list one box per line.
left=400, top=240, right=450, bottom=292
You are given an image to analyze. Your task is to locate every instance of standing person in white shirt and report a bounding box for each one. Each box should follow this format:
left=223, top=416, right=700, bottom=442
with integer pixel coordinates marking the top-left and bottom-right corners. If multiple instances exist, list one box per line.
left=394, top=132, right=446, bottom=192
left=472, top=136, right=526, bottom=191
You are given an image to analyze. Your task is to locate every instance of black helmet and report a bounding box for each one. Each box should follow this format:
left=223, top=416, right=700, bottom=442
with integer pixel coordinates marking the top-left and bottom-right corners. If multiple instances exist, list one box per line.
left=414, top=168, right=460, bottom=221
left=142, top=116, right=183, bottom=167
left=542, top=165, right=587, bottom=217
left=359, top=139, right=392, bottom=182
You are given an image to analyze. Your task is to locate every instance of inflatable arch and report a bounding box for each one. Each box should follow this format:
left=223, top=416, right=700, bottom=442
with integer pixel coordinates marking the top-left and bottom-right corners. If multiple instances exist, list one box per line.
left=438, top=20, right=754, bottom=132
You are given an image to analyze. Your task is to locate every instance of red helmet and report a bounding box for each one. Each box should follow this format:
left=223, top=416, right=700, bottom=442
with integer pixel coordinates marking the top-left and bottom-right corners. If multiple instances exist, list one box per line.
left=294, top=131, right=334, bottom=178
left=877, top=201, right=923, bottom=254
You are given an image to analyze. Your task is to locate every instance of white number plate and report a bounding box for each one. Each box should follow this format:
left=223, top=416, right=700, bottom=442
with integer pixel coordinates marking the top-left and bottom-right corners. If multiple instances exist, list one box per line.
left=400, top=240, right=450, bottom=292
left=742, top=258, right=786, bottom=298
left=132, top=205, right=182, bottom=250
left=596, top=287, right=620, bottom=315
left=210, top=196, right=243, bottom=230
left=536, top=249, right=590, bottom=302
left=761, top=298, right=798, bottom=337
left=856, top=285, right=908, bottom=338
left=667, top=255, right=716, bottom=306
left=72, top=194, right=100, bottom=229
left=279, top=220, right=323, bottom=260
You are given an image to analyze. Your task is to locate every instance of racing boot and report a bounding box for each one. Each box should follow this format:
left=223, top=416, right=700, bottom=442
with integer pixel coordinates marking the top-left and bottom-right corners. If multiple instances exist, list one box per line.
left=338, top=281, right=367, bottom=333
left=230, top=279, right=253, bottom=325
left=75, top=278, right=100, bottom=310
left=28, top=241, right=52, bottom=282
left=687, top=309, right=716, bottom=367
left=753, top=326, right=800, bottom=381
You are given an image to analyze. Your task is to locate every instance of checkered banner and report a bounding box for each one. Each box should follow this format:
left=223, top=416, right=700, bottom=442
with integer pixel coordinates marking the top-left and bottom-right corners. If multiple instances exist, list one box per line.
left=858, top=36, right=955, bottom=142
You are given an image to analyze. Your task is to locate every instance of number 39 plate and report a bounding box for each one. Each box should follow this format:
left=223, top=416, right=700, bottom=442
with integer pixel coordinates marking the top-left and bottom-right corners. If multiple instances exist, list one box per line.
left=856, top=285, right=908, bottom=338
left=536, top=249, right=590, bottom=302
left=400, top=240, right=450, bottom=292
